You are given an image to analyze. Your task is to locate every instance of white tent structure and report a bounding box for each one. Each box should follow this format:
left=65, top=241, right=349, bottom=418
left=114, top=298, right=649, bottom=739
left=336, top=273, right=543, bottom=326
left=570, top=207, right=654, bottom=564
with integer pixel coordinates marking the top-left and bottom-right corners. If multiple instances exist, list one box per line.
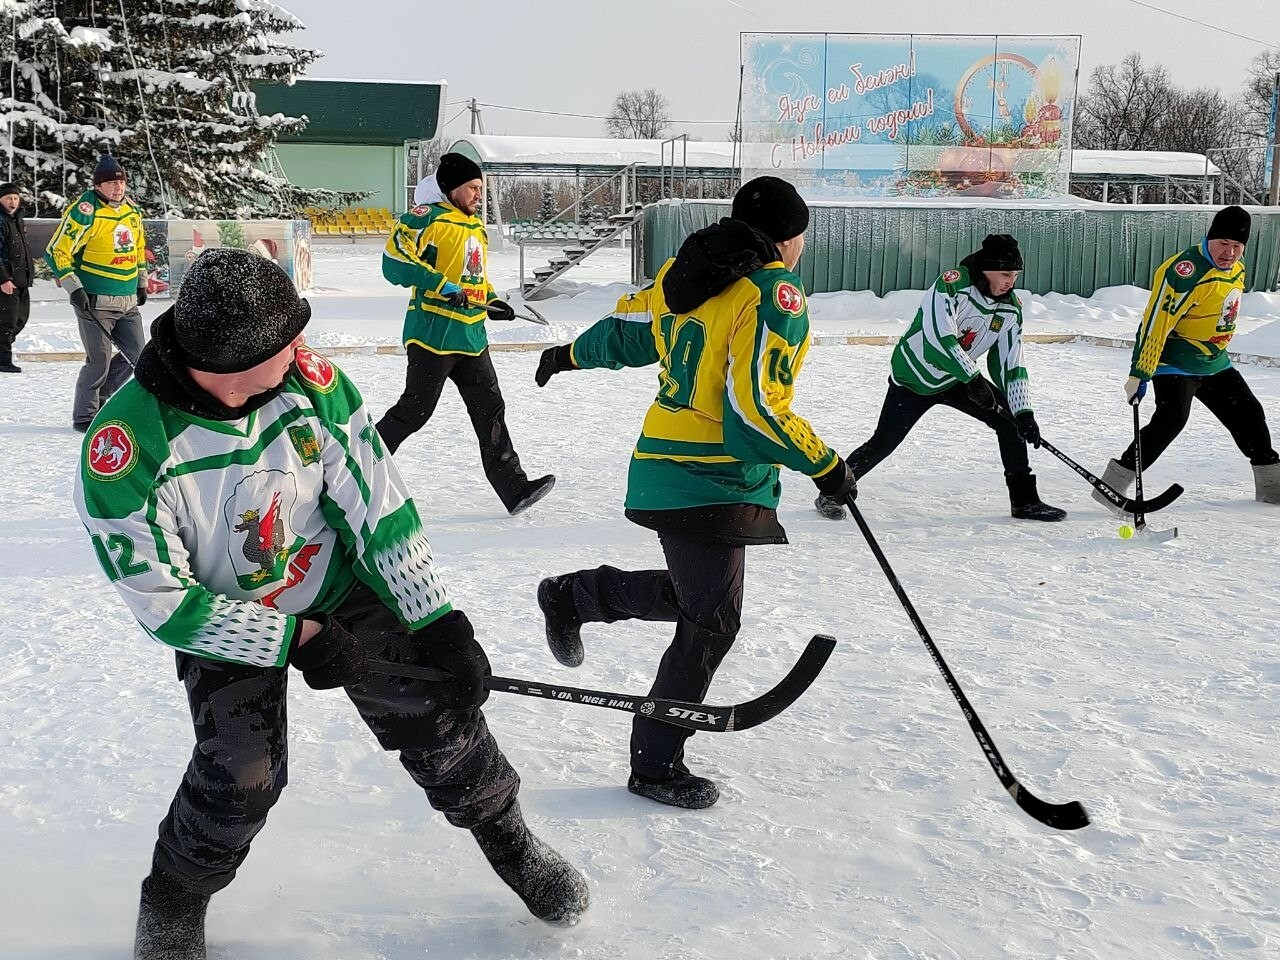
left=1069, top=149, right=1223, bottom=203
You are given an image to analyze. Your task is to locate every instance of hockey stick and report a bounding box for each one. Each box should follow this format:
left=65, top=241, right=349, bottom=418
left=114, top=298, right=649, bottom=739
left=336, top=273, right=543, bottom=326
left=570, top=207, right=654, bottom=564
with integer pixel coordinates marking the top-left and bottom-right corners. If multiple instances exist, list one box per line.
left=367, top=634, right=836, bottom=733
left=485, top=301, right=549, bottom=326
left=845, top=496, right=1091, bottom=831
left=84, top=309, right=138, bottom=371
left=996, top=406, right=1182, bottom=513
left=1131, top=402, right=1178, bottom=542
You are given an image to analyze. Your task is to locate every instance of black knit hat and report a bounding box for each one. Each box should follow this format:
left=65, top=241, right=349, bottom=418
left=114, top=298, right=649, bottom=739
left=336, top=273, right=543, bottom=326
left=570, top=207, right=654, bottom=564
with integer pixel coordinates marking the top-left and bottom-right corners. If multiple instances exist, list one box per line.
left=173, top=249, right=311, bottom=374
left=976, top=234, right=1024, bottom=271
left=436, top=153, right=484, bottom=196
left=0, top=182, right=18, bottom=199
left=93, top=154, right=127, bottom=185
left=1207, top=205, right=1251, bottom=245
left=730, top=176, right=809, bottom=243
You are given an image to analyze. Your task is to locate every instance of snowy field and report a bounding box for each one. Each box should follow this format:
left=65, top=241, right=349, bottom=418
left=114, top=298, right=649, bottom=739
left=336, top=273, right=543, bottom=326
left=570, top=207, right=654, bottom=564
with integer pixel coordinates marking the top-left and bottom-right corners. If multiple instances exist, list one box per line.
left=16, top=240, right=1280, bottom=357
left=2, top=331, right=1279, bottom=957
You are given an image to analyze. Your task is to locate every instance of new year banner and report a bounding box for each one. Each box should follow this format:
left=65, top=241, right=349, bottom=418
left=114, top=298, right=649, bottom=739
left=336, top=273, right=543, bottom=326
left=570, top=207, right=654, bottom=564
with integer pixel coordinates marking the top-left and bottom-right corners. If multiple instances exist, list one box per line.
left=740, top=33, right=1081, bottom=199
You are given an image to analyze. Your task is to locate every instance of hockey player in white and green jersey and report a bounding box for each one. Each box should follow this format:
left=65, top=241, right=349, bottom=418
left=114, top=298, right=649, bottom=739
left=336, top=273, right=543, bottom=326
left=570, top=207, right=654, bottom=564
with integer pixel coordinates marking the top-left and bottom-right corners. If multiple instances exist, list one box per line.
left=75, top=251, right=587, bottom=960
left=816, top=234, right=1065, bottom=523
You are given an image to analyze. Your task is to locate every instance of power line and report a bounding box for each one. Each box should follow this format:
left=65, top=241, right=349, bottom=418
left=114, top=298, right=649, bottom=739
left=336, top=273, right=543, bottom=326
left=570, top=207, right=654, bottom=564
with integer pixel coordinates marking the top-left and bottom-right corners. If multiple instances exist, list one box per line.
left=475, top=101, right=736, bottom=124
left=1117, top=0, right=1279, bottom=47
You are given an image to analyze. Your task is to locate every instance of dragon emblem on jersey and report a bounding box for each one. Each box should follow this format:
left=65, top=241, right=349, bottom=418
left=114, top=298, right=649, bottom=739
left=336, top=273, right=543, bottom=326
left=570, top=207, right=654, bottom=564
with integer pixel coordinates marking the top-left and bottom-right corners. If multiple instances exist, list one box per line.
left=942, top=269, right=962, bottom=284
left=87, top=422, right=137, bottom=481
left=113, top=223, right=136, bottom=254
left=294, top=346, right=336, bottom=393
left=461, top=235, right=485, bottom=285
left=1174, top=260, right=1195, bottom=278
left=773, top=281, right=805, bottom=317
left=958, top=328, right=978, bottom=350
left=1217, top=288, right=1242, bottom=334
left=78, top=201, right=94, bottom=216
left=224, top=471, right=302, bottom=589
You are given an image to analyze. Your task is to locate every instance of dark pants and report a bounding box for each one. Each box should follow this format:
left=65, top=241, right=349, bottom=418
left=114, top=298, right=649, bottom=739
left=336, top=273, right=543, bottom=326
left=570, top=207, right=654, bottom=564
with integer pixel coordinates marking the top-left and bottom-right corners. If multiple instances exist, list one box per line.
left=567, top=534, right=745, bottom=781
left=850, top=379, right=1031, bottom=480
left=1120, top=368, right=1278, bottom=470
left=0, top=286, right=30, bottom=357
left=377, top=345, right=529, bottom=509
left=152, top=584, right=519, bottom=897
left=73, top=296, right=144, bottom=427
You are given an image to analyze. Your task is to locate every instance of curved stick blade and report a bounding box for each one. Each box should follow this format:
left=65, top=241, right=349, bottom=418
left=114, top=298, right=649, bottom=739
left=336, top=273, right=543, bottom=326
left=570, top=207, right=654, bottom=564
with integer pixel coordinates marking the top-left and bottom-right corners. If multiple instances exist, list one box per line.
left=1010, top=783, right=1091, bottom=831
left=728, top=634, right=837, bottom=731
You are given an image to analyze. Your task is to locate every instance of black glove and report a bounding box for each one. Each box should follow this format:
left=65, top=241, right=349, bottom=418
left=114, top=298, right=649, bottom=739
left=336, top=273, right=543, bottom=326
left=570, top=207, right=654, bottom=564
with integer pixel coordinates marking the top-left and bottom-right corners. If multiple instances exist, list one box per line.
left=442, top=287, right=472, bottom=310
left=417, top=610, right=491, bottom=709
left=287, top=615, right=368, bottom=690
left=813, top=456, right=857, bottom=503
left=1014, top=410, right=1042, bottom=448
left=535, top=344, right=576, bottom=388
left=487, top=298, right=516, bottom=322
left=964, top=376, right=997, bottom=411
left=70, top=288, right=91, bottom=314
left=136, top=284, right=147, bottom=307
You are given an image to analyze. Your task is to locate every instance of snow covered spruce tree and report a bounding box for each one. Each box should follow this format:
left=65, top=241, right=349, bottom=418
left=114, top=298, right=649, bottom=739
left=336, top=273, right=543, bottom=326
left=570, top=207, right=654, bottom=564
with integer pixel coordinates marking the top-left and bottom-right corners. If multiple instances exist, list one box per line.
left=1, top=1, right=128, bottom=215
left=90, top=0, right=351, bottom=217
left=3, top=0, right=360, bottom=217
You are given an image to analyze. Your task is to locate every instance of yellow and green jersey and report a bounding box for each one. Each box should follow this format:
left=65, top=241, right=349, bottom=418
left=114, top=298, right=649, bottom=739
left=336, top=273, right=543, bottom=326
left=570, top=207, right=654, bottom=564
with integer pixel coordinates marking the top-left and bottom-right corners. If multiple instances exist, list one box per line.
left=570, top=258, right=839, bottom=511
left=1132, top=243, right=1245, bottom=379
left=44, top=189, right=146, bottom=296
left=382, top=201, right=497, bottom=356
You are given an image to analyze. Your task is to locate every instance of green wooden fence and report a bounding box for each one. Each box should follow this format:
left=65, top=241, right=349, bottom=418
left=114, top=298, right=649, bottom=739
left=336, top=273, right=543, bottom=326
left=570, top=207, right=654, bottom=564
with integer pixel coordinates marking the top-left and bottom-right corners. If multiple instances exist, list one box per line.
left=642, top=200, right=1280, bottom=296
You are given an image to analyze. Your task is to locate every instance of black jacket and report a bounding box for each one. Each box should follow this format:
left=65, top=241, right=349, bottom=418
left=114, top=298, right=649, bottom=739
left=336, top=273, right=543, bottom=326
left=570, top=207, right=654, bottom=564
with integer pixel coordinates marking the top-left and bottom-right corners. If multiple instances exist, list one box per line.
left=0, top=207, right=33, bottom=288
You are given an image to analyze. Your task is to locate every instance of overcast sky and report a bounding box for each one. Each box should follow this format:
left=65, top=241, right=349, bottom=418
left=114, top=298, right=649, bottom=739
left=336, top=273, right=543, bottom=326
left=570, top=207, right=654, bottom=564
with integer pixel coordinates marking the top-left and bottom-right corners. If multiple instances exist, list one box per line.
left=283, top=0, right=1277, bottom=142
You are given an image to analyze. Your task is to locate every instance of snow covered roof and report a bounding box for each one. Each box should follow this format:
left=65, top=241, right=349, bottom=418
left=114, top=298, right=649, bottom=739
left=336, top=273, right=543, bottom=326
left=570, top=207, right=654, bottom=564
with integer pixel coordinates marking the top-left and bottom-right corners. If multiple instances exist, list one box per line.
left=445, top=135, right=740, bottom=171
left=1071, top=150, right=1221, bottom=178
left=446, top=137, right=1223, bottom=181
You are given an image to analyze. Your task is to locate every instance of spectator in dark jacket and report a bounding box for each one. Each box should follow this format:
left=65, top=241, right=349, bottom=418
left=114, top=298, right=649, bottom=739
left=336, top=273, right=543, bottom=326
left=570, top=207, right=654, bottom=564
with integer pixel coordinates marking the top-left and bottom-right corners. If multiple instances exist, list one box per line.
left=0, top=181, right=33, bottom=374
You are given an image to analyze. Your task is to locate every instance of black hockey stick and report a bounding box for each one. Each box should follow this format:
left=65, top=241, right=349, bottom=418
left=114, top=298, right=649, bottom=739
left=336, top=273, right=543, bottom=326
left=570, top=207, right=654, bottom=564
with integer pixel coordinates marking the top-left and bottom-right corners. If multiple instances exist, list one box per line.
left=84, top=310, right=137, bottom=371
left=1130, top=402, right=1178, bottom=542
left=996, top=406, right=1181, bottom=513
left=485, top=301, right=549, bottom=325
left=367, top=634, right=836, bottom=733
left=845, top=496, right=1090, bottom=831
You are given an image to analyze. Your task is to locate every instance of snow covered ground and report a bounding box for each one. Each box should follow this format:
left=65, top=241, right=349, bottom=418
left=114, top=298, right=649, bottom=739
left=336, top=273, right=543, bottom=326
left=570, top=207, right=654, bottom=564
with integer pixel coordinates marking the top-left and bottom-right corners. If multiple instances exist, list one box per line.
left=17, top=240, right=1280, bottom=357
left=3, top=245, right=1279, bottom=959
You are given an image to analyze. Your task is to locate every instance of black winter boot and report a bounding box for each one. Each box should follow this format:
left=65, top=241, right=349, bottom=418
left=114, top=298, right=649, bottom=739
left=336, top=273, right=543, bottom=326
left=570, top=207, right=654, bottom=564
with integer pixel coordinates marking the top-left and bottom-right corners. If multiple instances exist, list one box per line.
left=0, top=346, right=19, bottom=373
left=133, top=872, right=210, bottom=960
left=1008, top=474, right=1066, bottom=522
left=508, top=474, right=556, bottom=516
left=538, top=574, right=583, bottom=667
left=472, top=800, right=589, bottom=925
left=627, top=763, right=720, bottom=809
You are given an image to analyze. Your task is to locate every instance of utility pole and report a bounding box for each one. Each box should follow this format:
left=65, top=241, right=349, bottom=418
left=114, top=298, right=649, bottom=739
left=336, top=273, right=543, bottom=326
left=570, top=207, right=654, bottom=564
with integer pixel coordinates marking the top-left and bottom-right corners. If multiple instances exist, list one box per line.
left=469, top=98, right=485, bottom=135
left=1269, top=72, right=1280, bottom=207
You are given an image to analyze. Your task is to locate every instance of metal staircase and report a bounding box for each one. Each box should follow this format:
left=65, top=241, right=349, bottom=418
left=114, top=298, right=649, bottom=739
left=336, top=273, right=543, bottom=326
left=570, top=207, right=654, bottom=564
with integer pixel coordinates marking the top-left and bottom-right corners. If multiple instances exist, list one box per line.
left=517, top=163, right=643, bottom=300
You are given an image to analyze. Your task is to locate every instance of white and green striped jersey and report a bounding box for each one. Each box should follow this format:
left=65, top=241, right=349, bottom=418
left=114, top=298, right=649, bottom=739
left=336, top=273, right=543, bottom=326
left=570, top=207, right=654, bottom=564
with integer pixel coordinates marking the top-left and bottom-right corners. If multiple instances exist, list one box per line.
left=889, top=266, right=1032, bottom=413
left=73, top=347, right=452, bottom=668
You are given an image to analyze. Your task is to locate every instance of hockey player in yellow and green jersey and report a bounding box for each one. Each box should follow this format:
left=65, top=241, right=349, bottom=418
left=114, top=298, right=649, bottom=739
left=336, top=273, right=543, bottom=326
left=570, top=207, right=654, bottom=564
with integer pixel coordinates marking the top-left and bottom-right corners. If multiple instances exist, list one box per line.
left=377, top=152, right=553, bottom=516
left=44, top=153, right=147, bottom=431
left=1093, top=205, right=1280, bottom=507
left=531, top=177, right=856, bottom=810
left=815, top=234, right=1064, bottom=524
